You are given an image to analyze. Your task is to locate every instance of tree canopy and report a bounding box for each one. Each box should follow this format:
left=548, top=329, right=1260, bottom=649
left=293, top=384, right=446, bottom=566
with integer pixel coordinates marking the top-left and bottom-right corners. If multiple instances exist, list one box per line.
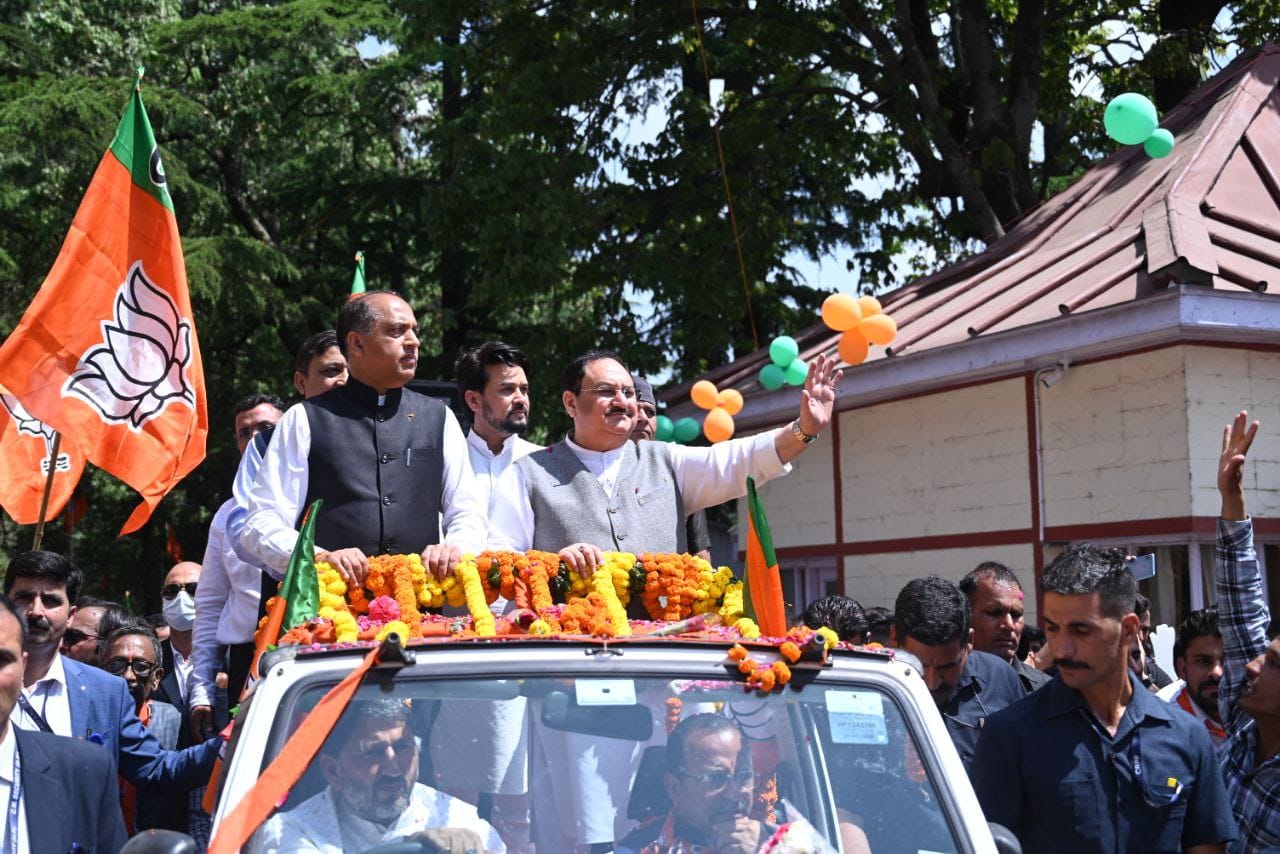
left=0, top=0, right=1273, bottom=606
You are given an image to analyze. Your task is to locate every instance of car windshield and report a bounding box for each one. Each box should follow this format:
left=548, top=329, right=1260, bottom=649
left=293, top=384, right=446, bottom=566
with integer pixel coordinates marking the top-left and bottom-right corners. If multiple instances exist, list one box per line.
left=246, top=671, right=960, bottom=854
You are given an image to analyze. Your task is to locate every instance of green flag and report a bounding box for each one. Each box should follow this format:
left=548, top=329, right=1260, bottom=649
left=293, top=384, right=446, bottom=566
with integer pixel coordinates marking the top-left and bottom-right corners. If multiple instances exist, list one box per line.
left=281, top=499, right=322, bottom=631
left=350, top=251, right=366, bottom=296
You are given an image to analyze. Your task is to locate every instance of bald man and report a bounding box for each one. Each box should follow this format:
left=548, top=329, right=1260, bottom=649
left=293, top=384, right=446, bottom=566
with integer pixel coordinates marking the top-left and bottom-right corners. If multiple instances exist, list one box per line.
left=152, top=562, right=200, bottom=719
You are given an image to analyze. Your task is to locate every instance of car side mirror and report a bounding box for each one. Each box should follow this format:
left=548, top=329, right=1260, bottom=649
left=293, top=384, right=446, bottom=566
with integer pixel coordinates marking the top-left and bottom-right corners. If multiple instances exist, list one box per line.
left=120, top=829, right=198, bottom=854
left=989, top=822, right=1022, bottom=854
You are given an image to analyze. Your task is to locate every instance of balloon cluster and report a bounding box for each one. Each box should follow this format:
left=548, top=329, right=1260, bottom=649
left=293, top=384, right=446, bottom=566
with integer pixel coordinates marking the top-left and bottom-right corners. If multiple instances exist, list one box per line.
left=820, top=293, right=897, bottom=365
left=689, top=380, right=744, bottom=443
left=758, top=336, right=809, bottom=390
left=653, top=413, right=699, bottom=444
left=1103, top=93, right=1174, bottom=159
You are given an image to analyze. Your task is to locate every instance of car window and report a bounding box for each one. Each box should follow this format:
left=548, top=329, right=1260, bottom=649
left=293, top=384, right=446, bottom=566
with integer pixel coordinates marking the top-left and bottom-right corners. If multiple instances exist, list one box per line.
left=245, top=674, right=960, bottom=854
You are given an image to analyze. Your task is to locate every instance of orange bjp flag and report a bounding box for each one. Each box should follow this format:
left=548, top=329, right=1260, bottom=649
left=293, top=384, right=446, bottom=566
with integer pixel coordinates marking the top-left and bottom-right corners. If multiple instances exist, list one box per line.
left=0, top=79, right=206, bottom=535
left=0, top=383, right=86, bottom=524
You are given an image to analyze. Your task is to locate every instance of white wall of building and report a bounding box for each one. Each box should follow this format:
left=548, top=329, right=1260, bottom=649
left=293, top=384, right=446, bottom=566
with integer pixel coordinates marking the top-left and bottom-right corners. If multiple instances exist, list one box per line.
left=1185, top=346, right=1280, bottom=519
left=838, top=378, right=1031, bottom=541
left=1040, top=349, right=1191, bottom=526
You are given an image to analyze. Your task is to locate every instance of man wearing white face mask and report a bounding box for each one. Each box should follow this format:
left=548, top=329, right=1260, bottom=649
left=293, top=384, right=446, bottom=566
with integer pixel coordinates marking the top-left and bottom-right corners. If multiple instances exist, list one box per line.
left=152, top=563, right=199, bottom=728
left=149, top=560, right=212, bottom=845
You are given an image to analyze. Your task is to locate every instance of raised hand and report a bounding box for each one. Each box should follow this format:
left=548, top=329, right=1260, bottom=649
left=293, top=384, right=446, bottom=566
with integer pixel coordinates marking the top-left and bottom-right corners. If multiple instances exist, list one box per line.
left=798, top=352, right=844, bottom=436
left=1218, top=410, right=1259, bottom=521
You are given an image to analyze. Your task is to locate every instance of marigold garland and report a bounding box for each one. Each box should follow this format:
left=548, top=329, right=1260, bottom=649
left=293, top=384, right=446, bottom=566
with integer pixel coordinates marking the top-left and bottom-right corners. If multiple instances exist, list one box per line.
left=454, top=557, right=495, bottom=637
left=590, top=566, right=632, bottom=637
left=273, top=550, right=769, bottom=646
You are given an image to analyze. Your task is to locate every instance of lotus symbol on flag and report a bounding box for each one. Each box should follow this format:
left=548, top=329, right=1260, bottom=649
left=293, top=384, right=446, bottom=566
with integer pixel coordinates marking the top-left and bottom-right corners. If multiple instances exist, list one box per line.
left=63, top=261, right=194, bottom=430
left=0, top=392, right=69, bottom=473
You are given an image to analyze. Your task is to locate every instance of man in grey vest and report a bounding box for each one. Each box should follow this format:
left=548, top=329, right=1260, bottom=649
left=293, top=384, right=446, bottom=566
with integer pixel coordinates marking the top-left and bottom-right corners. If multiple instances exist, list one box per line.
left=240, top=291, right=487, bottom=584
left=489, top=349, right=841, bottom=572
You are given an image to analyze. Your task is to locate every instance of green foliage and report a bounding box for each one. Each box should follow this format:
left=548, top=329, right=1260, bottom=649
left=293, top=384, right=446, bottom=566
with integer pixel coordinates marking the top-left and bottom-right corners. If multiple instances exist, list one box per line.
left=0, top=0, right=1268, bottom=600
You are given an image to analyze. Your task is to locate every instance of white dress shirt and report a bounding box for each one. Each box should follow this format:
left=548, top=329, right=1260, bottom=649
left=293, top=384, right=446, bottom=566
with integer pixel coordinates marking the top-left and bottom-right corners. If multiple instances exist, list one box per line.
left=239, top=398, right=487, bottom=577
left=0, top=723, right=30, bottom=854
left=190, top=498, right=263, bottom=709
left=489, top=429, right=790, bottom=551
left=13, top=653, right=71, bottom=737
left=465, top=430, right=541, bottom=525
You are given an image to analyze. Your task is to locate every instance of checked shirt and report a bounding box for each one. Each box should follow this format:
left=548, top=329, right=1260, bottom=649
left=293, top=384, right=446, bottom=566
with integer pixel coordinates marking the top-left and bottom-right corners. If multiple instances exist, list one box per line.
left=1216, top=518, right=1280, bottom=852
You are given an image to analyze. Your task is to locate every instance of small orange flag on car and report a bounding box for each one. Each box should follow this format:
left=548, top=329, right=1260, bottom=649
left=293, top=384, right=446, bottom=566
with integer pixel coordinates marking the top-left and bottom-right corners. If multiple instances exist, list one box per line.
left=0, top=75, right=206, bottom=535
left=743, top=477, right=788, bottom=637
left=0, top=383, right=85, bottom=524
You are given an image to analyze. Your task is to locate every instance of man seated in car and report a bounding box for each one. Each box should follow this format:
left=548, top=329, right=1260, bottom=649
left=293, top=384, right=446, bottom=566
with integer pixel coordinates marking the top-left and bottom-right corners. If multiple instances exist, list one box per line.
left=260, top=699, right=505, bottom=853
left=616, top=713, right=837, bottom=854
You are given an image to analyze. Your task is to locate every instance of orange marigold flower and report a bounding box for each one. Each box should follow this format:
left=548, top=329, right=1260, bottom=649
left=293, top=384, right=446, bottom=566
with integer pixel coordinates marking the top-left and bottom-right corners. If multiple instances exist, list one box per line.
left=727, top=644, right=749, bottom=661
left=779, top=641, right=802, bottom=663
left=737, top=659, right=756, bottom=675
left=771, top=660, right=792, bottom=685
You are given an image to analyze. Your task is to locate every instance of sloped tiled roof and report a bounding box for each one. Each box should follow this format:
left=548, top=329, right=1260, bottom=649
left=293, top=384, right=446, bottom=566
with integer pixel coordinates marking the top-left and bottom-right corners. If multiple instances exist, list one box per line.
left=663, top=43, right=1280, bottom=412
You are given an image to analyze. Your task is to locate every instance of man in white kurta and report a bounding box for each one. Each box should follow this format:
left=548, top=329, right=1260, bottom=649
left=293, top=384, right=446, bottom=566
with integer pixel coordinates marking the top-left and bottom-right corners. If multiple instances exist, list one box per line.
left=259, top=700, right=504, bottom=853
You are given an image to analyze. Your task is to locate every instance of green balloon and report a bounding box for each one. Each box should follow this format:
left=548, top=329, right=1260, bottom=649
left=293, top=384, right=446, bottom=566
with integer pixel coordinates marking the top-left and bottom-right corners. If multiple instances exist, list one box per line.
left=769, top=336, right=799, bottom=367
left=1143, top=128, right=1175, bottom=158
left=784, top=358, right=809, bottom=386
left=654, top=414, right=674, bottom=441
left=1103, top=93, right=1158, bottom=145
left=759, top=364, right=786, bottom=390
left=673, top=417, right=700, bottom=443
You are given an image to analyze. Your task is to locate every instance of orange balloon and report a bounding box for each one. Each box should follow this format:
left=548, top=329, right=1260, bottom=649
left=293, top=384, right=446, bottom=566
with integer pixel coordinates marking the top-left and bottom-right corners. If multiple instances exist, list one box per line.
left=703, top=407, right=735, bottom=442
left=716, top=388, right=744, bottom=416
left=860, top=313, right=897, bottom=345
left=838, top=329, right=869, bottom=365
left=858, top=295, right=883, bottom=318
left=821, top=293, right=862, bottom=332
left=690, top=379, right=719, bottom=410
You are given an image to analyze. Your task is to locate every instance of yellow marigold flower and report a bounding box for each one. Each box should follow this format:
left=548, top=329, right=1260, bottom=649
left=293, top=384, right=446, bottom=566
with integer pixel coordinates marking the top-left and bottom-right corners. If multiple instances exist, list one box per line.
left=376, top=620, right=412, bottom=642
left=816, top=626, right=839, bottom=651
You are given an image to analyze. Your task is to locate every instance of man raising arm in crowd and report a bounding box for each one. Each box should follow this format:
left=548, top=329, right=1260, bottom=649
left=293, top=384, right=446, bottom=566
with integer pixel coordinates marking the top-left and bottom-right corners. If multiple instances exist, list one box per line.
left=1213, top=410, right=1280, bottom=850
left=490, top=349, right=840, bottom=568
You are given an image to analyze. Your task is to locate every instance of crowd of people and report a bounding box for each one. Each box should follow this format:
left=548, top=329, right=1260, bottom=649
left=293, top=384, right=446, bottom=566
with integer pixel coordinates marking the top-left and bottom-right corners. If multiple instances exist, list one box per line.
left=0, top=289, right=1275, bottom=852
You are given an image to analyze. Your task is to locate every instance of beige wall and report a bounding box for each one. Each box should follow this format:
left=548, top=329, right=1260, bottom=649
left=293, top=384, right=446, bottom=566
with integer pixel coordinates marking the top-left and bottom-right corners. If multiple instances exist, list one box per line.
left=749, top=427, right=836, bottom=549
left=1185, top=346, right=1280, bottom=519
left=838, top=378, right=1032, bottom=541
left=1040, top=349, right=1191, bottom=526
left=842, top=544, right=1038, bottom=624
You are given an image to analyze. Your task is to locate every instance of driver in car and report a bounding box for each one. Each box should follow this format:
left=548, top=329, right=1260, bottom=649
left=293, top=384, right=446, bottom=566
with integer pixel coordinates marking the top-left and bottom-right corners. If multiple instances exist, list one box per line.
left=260, top=699, right=505, bottom=853
left=616, top=713, right=833, bottom=854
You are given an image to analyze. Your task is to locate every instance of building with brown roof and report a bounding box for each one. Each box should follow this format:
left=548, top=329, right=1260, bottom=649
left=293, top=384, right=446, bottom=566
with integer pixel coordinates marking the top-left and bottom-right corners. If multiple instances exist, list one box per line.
left=663, top=44, right=1280, bottom=627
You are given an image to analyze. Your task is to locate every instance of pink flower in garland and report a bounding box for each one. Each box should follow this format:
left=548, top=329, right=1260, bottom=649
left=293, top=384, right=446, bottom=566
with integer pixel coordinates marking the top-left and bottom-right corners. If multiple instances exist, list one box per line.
left=368, top=595, right=401, bottom=623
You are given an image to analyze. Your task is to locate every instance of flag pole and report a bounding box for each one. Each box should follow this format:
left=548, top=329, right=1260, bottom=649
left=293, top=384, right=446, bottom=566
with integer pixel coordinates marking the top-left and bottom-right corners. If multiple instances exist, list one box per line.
left=31, top=432, right=61, bottom=550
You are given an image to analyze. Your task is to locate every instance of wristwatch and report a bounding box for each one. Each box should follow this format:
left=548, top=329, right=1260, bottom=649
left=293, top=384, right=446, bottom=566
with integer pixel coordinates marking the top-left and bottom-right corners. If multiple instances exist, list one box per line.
left=790, top=419, right=818, bottom=445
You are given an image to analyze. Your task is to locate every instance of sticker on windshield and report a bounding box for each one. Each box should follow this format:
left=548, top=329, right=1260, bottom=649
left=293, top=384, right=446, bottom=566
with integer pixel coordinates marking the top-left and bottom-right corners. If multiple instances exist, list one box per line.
left=575, top=679, right=638, bottom=706
left=826, top=689, right=888, bottom=745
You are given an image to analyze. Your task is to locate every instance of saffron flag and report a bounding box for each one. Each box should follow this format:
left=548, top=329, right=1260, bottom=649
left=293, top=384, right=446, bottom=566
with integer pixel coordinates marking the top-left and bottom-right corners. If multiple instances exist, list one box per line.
left=743, top=476, right=787, bottom=637
left=0, top=383, right=86, bottom=524
left=350, top=250, right=366, bottom=296
left=0, top=80, right=206, bottom=535
left=249, top=500, right=321, bottom=683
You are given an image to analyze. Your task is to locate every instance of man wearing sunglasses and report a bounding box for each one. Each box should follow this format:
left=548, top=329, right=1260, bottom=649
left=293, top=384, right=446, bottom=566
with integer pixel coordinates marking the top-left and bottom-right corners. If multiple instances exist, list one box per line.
left=970, top=544, right=1237, bottom=853
left=99, top=623, right=182, bottom=834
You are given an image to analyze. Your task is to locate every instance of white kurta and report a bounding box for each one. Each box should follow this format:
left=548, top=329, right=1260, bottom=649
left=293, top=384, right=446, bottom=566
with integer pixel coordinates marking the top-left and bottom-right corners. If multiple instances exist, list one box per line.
left=259, top=783, right=505, bottom=853
left=488, top=429, right=791, bottom=551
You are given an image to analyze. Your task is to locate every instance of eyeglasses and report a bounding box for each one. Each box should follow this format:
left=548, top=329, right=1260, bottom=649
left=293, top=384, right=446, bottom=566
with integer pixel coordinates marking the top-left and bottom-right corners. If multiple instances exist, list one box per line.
left=103, top=657, right=158, bottom=679
left=678, top=768, right=755, bottom=795
left=579, top=385, right=636, bottom=401
left=62, top=628, right=99, bottom=647
left=161, top=582, right=198, bottom=600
